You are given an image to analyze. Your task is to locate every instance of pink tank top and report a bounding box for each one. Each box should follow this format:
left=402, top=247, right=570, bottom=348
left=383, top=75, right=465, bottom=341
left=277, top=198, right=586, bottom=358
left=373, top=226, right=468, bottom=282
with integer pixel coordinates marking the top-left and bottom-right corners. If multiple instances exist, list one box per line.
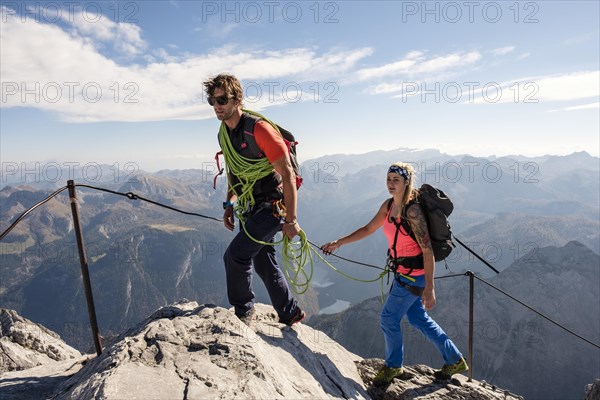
left=382, top=204, right=424, bottom=276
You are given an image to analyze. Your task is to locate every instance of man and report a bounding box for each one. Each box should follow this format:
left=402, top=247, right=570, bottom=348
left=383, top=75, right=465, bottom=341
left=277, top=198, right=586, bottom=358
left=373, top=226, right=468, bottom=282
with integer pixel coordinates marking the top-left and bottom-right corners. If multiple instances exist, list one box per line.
left=203, top=73, right=305, bottom=326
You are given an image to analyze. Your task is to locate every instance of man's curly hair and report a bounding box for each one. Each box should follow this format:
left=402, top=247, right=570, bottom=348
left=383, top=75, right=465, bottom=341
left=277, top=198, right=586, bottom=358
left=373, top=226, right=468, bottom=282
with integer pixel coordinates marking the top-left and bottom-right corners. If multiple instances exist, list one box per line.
left=203, top=73, right=243, bottom=105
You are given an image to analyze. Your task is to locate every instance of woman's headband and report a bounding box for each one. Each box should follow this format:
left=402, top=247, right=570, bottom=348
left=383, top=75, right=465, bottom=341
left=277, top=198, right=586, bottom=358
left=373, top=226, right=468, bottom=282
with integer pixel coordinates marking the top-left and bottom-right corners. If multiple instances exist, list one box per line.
left=388, top=165, right=410, bottom=180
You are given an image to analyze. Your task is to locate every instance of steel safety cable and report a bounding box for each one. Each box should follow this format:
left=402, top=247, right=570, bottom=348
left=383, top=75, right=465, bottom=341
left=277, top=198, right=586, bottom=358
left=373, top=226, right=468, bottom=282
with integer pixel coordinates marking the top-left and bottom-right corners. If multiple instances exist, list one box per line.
left=0, top=185, right=68, bottom=241
left=474, top=275, right=600, bottom=350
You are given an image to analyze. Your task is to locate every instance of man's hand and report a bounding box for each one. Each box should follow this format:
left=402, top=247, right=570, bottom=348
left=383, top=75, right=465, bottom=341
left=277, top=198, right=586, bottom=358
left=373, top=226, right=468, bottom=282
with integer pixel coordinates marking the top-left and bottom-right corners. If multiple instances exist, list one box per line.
left=282, top=221, right=300, bottom=239
left=223, top=207, right=235, bottom=231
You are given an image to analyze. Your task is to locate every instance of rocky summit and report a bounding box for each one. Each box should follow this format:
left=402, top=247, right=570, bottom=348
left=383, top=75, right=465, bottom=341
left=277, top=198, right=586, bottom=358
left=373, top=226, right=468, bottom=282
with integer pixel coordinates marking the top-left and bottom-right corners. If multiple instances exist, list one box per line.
left=1, top=302, right=521, bottom=399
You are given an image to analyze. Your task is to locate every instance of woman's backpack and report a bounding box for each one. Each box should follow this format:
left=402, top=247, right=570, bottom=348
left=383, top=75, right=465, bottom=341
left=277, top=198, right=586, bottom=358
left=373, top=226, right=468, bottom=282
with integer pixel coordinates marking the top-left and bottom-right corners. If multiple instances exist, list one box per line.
left=388, top=184, right=455, bottom=262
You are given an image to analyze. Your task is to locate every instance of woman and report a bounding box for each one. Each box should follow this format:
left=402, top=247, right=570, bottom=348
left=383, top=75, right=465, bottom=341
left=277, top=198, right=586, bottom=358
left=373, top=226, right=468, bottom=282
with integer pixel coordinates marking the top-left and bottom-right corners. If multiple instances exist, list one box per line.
left=321, top=162, right=467, bottom=386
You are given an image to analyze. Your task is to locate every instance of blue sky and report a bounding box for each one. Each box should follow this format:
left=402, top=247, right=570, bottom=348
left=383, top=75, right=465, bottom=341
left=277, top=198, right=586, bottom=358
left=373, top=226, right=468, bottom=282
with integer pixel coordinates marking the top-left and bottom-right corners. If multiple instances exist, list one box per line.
left=1, top=1, right=599, bottom=174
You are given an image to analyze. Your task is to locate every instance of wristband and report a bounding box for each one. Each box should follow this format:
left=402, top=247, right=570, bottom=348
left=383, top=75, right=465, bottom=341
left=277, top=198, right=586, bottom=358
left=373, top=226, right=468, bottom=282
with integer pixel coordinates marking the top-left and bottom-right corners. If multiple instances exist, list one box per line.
left=222, top=201, right=234, bottom=209
left=283, top=219, right=297, bottom=225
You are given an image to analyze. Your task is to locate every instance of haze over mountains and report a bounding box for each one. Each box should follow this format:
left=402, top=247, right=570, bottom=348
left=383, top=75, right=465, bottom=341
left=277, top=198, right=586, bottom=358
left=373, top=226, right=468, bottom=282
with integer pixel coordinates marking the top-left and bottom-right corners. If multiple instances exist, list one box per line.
left=1, top=149, right=598, bottom=397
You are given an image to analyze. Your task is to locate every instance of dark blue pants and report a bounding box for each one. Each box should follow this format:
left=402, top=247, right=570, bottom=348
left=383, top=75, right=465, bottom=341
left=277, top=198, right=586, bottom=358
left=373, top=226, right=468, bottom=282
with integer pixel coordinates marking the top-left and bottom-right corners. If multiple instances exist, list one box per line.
left=223, top=207, right=296, bottom=319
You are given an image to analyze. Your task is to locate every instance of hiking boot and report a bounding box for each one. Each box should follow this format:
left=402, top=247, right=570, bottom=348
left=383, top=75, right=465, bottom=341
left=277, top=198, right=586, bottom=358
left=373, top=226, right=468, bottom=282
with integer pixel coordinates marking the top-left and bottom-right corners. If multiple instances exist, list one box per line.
left=279, top=307, right=306, bottom=326
left=434, top=357, right=469, bottom=380
left=372, top=366, right=404, bottom=386
left=236, top=307, right=256, bottom=326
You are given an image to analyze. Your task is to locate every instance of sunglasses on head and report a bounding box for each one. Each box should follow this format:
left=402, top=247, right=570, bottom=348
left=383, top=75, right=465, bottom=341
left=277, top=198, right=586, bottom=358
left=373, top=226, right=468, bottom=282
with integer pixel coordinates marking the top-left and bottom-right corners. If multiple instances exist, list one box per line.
left=208, top=95, right=231, bottom=106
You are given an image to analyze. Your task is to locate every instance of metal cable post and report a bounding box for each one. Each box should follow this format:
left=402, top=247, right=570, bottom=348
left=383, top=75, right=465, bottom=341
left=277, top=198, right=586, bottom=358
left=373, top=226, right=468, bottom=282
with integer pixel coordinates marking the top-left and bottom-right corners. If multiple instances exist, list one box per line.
left=468, top=270, right=474, bottom=382
left=67, top=180, right=102, bottom=356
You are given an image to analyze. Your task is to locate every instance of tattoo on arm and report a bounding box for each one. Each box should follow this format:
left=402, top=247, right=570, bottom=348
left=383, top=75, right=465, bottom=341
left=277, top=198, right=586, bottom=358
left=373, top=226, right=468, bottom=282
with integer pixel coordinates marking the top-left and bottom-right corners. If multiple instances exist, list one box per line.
left=407, top=204, right=433, bottom=251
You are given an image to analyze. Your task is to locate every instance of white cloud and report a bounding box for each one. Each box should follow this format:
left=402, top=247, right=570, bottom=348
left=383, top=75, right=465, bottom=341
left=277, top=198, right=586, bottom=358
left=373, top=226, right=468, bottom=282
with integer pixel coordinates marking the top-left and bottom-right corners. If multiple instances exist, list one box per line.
left=355, top=51, right=424, bottom=81
left=148, top=48, right=182, bottom=63
left=564, top=102, right=599, bottom=111
left=468, top=71, right=600, bottom=104
left=491, top=46, right=515, bottom=56
left=357, top=50, right=483, bottom=94
left=0, top=9, right=370, bottom=122
left=547, top=102, right=600, bottom=112
left=193, top=21, right=239, bottom=40
left=534, top=71, right=600, bottom=101
left=356, top=50, right=481, bottom=82
left=560, top=32, right=596, bottom=46
left=299, top=47, right=374, bottom=82
left=64, top=7, right=146, bottom=57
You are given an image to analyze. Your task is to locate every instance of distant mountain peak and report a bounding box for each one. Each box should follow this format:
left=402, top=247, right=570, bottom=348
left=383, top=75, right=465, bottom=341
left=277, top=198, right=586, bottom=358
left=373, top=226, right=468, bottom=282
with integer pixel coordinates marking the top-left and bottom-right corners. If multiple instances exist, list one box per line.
left=564, top=240, right=590, bottom=250
left=504, top=240, right=600, bottom=275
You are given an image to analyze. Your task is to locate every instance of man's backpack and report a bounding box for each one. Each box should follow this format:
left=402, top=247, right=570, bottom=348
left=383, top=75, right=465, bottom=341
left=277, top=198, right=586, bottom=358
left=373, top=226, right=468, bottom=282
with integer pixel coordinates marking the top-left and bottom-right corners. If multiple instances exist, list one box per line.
left=273, top=124, right=303, bottom=190
left=240, top=109, right=302, bottom=189
left=388, top=184, right=455, bottom=262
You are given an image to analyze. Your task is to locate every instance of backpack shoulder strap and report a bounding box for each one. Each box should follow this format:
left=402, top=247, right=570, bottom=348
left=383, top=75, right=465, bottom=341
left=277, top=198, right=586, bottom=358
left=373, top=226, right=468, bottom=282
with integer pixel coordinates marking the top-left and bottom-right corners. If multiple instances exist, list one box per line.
left=400, top=198, right=419, bottom=244
left=240, top=112, right=264, bottom=158
left=389, top=198, right=416, bottom=253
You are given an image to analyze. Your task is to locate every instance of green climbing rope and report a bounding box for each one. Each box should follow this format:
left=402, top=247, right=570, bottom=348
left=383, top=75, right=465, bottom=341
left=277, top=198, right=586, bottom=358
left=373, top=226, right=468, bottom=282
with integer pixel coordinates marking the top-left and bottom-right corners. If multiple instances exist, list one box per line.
left=282, top=231, right=390, bottom=295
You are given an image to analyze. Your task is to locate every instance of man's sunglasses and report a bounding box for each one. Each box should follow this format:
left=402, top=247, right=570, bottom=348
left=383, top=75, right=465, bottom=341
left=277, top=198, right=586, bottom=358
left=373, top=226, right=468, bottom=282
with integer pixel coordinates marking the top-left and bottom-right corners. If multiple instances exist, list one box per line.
left=208, top=95, right=231, bottom=106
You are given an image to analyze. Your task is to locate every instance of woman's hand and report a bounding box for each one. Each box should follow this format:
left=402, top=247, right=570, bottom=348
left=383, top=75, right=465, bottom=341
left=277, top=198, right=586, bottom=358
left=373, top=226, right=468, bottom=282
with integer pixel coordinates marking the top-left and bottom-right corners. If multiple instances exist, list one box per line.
left=422, top=285, right=436, bottom=310
left=321, top=240, right=341, bottom=255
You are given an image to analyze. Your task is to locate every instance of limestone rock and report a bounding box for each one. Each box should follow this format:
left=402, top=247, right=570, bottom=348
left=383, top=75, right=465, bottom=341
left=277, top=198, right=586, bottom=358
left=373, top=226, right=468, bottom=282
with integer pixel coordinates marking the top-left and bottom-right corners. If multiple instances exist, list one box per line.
left=54, top=301, right=370, bottom=399
left=357, top=359, right=523, bottom=400
left=0, top=308, right=82, bottom=373
left=0, top=355, right=92, bottom=400
left=585, top=379, right=600, bottom=400
left=0, top=302, right=524, bottom=400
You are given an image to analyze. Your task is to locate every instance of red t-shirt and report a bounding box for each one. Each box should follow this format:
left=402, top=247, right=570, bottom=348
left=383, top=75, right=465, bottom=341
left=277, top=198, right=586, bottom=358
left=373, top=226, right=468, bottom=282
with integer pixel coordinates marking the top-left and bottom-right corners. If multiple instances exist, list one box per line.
left=253, top=121, right=287, bottom=163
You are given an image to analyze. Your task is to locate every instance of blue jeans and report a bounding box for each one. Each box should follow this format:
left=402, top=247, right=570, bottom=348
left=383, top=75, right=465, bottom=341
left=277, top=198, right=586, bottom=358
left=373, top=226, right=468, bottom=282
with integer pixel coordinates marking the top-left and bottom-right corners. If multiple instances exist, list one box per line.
left=223, top=207, right=297, bottom=319
left=380, top=274, right=463, bottom=368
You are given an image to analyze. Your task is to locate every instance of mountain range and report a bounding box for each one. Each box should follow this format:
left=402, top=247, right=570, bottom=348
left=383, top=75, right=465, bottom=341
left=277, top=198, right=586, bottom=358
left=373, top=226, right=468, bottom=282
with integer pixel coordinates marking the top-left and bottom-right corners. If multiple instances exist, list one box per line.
left=0, top=149, right=598, bottom=397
